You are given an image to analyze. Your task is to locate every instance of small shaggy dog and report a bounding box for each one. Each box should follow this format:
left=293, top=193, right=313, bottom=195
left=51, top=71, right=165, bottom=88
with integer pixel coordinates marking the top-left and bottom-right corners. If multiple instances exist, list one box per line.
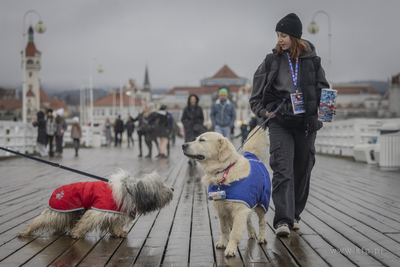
left=182, top=126, right=271, bottom=257
left=17, top=170, right=174, bottom=239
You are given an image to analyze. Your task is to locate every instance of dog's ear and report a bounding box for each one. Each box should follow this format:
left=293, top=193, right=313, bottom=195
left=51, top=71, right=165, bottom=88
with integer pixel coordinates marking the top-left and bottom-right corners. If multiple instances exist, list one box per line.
left=218, top=137, right=231, bottom=162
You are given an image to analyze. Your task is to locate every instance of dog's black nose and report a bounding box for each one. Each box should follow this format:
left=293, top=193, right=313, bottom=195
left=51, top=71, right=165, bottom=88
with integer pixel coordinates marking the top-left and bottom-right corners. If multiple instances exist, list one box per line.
left=171, top=188, right=174, bottom=192
left=182, top=144, right=188, bottom=150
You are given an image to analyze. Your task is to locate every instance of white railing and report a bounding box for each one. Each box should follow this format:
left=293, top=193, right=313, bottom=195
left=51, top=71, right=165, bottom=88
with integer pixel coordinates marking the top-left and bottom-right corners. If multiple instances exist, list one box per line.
left=0, top=121, right=36, bottom=156
left=316, top=118, right=400, bottom=170
left=1, top=119, right=399, bottom=171
left=0, top=122, right=107, bottom=157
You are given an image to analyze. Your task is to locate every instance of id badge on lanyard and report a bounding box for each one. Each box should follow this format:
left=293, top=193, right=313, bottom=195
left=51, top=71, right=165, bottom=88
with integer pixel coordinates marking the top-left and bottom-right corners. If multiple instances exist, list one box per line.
left=287, top=53, right=305, bottom=114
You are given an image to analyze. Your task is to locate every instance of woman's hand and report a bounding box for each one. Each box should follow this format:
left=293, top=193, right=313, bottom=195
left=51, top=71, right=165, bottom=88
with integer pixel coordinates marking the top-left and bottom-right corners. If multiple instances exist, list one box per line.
left=265, top=111, right=276, bottom=118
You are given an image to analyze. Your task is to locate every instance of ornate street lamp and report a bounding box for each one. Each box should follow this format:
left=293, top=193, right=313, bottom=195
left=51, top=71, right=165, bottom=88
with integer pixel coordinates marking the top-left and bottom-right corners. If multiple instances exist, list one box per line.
left=89, top=58, right=103, bottom=140
left=308, top=10, right=332, bottom=87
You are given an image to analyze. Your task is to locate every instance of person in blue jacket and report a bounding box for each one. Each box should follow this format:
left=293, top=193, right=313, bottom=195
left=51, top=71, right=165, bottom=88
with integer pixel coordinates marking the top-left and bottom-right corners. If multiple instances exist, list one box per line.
left=210, top=88, right=236, bottom=139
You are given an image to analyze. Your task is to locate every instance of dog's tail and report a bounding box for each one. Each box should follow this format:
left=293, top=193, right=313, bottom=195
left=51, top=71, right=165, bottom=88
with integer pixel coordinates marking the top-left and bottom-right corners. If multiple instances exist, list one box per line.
left=242, top=126, right=267, bottom=161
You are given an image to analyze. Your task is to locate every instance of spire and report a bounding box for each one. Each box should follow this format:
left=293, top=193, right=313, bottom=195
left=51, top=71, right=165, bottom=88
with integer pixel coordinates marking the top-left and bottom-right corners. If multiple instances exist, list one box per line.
left=28, top=26, right=34, bottom=42
left=25, top=26, right=41, bottom=57
left=143, top=65, right=150, bottom=92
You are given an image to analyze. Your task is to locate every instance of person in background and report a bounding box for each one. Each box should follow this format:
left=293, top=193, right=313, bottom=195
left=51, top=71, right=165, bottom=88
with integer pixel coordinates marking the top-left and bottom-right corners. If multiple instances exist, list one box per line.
left=55, top=108, right=67, bottom=157
left=32, top=111, right=47, bottom=157
left=71, top=117, right=82, bottom=157
left=113, top=115, right=124, bottom=147
left=103, top=118, right=112, bottom=146
left=143, top=102, right=159, bottom=158
left=134, top=105, right=150, bottom=157
left=210, top=88, right=236, bottom=139
left=45, top=109, right=57, bottom=157
left=152, top=105, right=169, bottom=158
left=165, top=106, right=173, bottom=156
left=250, top=13, right=329, bottom=236
left=181, top=94, right=205, bottom=165
left=125, top=116, right=135, bottom=148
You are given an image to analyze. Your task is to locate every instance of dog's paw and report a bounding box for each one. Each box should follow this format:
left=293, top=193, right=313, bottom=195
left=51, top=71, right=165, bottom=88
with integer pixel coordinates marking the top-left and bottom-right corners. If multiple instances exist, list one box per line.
left=71, top=233, right=83, bottom=239
left=111, top=231, right=128, bottom=238
left=16, top=231, right=29, bottom=237
left=247, top=229, right=256, bottom=239
left=257, top=235, right=268, bottom=244
left=216, top=240, right=228, bottom=249
left=224, top=245, right=237, bottom=257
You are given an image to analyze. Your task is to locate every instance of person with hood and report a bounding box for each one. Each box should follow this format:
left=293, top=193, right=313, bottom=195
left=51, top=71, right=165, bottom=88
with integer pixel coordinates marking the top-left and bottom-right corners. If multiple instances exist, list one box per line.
left=249, top=13, right=329, bottom=236
left=32, top=111, right=47, bottom=157
left=55, top=108, right=67, bottom=157
left=125, top=116, right=135, bottom=148
left=181, top=94, right=205, bottom=165
left=45, top=109, right=57, bottom=157
left=210, top=88, right=236, bottom=139
left=142, top=103, right=159, bottom=158
left=113, top=115, right=124, bottom=147
left=134, top=105, right=150, bottom=157
left=71, top=117, right=82, bottom=157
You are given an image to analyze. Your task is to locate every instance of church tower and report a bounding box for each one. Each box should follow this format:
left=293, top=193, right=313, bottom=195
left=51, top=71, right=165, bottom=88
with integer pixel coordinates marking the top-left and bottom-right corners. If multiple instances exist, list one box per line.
left=143, top=65, right=151, bottom=101
left=23, top=26, right=42, bottom=121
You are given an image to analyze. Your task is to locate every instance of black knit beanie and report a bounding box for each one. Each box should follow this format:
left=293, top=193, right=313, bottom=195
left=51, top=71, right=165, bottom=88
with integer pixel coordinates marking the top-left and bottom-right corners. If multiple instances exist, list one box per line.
left=275, top=13, right=302, bottom=39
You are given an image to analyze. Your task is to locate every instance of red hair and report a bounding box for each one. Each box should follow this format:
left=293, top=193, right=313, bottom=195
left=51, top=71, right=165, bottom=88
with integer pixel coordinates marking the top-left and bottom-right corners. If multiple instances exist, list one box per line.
left=274, top=36, right=307, bottom=59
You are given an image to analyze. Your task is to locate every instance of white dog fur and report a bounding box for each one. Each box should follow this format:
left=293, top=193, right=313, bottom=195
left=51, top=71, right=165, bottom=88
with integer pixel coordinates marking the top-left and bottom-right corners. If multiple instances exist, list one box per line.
left=182, top=126, right=268, bottom=257
left=17, top=170, right=174, bottom=239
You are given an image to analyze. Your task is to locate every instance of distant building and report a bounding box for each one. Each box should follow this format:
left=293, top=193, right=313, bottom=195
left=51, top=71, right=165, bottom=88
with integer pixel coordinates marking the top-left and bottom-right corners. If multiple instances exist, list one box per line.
left=333, top=83, right=382, bottom=119
left=91, top=79, right=142, bottom=125
left=388, top=73, right=400, bottom=117
left=0, top=26, right=67, bottom=121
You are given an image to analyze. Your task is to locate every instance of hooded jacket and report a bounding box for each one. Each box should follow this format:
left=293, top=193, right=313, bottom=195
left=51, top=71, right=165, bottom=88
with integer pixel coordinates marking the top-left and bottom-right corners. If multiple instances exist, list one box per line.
left=210, top=99, right=236, bottom=128
left=181, top=94, right=205, bottom=142
left=33, top=111, right=47, bottom=145
left=48, top=181, right=135, bottom=216
left=250, top=40, right=329, bottom=132
left=208, top=152, right=271, bottom=212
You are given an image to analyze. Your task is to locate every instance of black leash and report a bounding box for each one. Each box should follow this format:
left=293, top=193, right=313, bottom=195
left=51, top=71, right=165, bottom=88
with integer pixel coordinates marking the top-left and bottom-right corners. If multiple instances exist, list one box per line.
left=0, top=146, right=109, bottom=182
left=236, top=99, right=286, bottom=152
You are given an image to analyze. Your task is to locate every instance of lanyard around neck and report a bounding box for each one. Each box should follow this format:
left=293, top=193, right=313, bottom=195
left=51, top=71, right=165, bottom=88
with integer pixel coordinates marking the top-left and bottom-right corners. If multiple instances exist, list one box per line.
left=286, top=52, right=299, bottom=93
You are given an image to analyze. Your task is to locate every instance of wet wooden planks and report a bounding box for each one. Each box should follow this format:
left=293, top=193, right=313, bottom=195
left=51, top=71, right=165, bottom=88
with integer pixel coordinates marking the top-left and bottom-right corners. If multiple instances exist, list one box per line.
left=0, top=138, right=399, bottom=266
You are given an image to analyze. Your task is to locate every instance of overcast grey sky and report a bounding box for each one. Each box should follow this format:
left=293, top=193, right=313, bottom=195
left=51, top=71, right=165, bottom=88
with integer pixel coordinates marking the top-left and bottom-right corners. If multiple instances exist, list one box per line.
left=0, top=0, right=399, bottom=91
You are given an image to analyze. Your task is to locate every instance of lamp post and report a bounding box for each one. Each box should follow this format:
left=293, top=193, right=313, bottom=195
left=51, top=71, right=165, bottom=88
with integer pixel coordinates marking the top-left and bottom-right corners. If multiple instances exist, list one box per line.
left=238, top=82, right=251, bottom=122
left=22, top=10, right=46, bottom=123
left=89, top=58, right=103, bottom=141
left=308, top=10, right=332, bottom=87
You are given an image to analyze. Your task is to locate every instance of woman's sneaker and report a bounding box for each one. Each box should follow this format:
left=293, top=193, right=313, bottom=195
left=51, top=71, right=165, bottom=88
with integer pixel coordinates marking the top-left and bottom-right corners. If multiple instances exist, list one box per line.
left=293, top=220, right=300, bottom=230
left=275, top=224, right=290, bottom=236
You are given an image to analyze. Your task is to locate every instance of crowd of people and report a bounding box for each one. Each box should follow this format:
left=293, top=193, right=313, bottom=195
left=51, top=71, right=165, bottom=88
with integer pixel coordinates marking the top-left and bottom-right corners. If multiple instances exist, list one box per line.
left=103, top=103, right=178, bottom=159
left=32, top=108, right=82, bottom=158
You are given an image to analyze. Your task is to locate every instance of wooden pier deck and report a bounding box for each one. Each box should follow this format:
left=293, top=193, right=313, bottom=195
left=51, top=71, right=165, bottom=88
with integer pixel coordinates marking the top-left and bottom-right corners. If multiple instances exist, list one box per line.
left=0, top=137, right=399, bottom=266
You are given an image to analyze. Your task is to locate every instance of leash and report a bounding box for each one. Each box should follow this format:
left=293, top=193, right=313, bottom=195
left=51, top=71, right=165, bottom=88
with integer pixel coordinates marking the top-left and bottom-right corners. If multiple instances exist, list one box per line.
left=236, top=99, right=286, bottom=152
left=0, top=146, right=109, bottom=182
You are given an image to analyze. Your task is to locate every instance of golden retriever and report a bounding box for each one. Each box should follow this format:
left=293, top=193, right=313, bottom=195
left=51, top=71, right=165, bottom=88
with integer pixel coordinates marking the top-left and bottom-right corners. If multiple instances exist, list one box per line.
left=182, top=126, right=271, bottom=257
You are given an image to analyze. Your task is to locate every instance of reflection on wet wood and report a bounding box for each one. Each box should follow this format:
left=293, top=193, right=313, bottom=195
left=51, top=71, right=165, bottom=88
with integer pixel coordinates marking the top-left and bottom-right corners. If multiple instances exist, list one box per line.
left=0, top=137, right=399, bottom=266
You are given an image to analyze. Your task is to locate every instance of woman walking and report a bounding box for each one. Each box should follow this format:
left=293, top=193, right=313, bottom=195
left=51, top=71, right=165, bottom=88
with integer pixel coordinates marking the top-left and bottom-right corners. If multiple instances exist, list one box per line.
left=45, top=109, right=57, bottom=157
left=152, top=105, right=169, bottom=158
left=181, top=94, right=205, bottom=165
left=103, top=118, right=112, bottom=146
left=250, top=13, right=329, bottom=236
left=71, top=117, right=83, bottom=157
left=135, top=105, right=150, bottom=157
left=55, top=108, right=67, bottom=157
left=32, top=111, right=47, bottom=157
